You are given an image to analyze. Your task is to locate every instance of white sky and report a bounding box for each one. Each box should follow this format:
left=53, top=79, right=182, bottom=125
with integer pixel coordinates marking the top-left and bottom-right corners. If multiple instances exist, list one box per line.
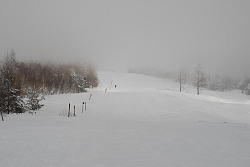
left=1, top=0, right=250, bottom=77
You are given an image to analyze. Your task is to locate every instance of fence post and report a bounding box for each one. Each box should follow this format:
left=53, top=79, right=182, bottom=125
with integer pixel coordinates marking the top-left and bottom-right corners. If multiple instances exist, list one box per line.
left=82, top=102, right=84, bottom=113
left=85, top=102, right=86, bottom=110
left=68, top=103, right=70, bottom=117
left=74, top=106, right=75, bottom=116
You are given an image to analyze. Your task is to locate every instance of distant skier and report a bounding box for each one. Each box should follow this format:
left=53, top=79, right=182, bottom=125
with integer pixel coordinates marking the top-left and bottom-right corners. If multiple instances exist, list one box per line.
left=115, top=85, right=117, bottom=88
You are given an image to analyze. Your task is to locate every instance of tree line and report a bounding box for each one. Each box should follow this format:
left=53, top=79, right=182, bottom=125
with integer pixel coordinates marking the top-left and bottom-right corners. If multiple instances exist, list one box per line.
left=174, top=63, right=250, bottom=95
left=0, top=50, right=99, bottom=115
left=128, top=63, right=250, bottom=95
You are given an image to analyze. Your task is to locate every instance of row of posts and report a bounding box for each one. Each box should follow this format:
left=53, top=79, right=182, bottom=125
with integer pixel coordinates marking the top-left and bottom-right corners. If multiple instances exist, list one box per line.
left=68, top=98, right=90, bottom=117
left=68, top=102, right=87, bottom=117
left=1, top=94, right=91, bottom=120
left=68, top=94, right=92, bottom=117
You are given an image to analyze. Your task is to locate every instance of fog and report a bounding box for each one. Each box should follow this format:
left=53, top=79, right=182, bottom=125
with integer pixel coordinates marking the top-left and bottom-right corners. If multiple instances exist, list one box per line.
left=1, top=0, right=250, bottom=78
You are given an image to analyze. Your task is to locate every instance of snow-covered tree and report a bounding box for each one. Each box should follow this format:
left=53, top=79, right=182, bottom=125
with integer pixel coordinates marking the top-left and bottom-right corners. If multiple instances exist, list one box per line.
left=212, top=74, right=234, bottom=92
left=245, top=83, right=250, bottom=95
left=191, top=63, right=206, bottom=95
left=76, top=74, right=86, bottom=92
left=0, top=50, right=24, bottom=114
left=232, top=79, right=240, bottom=90
left=238, top=77, right=250, bottom=94
left=173, top=67, right=186, bottom=92
left=70, top=68, right=86, bottom=93
left=206, top=75, right=215, bottom=91
left=238, top=77, right=249, bottom=94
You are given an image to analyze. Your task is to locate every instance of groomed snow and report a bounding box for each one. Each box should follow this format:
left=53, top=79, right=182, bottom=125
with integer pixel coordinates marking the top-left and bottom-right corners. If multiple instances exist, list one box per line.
left=1, top=71, right=250, bottom=167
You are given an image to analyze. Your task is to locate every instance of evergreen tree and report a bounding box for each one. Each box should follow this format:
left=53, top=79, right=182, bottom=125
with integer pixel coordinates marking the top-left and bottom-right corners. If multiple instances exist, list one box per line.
left=26, top=91, right=44, bottom=110
left=70, top=68, right=86, bottom=93
left=0, top=50, right=24, bottom=113
left=76, top=74, right=86, bottom=92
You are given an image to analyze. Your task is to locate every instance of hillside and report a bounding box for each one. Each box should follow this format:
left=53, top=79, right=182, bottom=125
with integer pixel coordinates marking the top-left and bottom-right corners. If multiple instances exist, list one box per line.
left=0, top=71, right=250, bottom=167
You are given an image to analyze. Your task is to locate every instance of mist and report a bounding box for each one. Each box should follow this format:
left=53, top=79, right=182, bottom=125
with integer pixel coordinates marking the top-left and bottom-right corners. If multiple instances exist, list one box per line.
left=1, top=0, right=250, bottom=78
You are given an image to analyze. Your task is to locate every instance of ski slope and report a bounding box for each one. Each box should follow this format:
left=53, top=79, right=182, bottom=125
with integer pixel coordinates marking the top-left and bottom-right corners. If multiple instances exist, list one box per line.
left=1, top=71, right=250, bottom=167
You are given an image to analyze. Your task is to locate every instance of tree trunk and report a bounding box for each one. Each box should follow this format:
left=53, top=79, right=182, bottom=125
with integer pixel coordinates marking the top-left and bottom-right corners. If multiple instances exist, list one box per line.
left=180, top=75, right=182, bottom=92
left=197, top=82, right=199, bottom=95
left=7, top=93, right=10, bottom=114
left=1, top=111, right=4, bottom=121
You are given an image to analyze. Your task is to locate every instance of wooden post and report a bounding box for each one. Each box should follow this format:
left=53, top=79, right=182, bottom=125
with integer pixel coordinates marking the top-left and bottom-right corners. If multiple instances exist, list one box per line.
left=68, top=103, right=70, bottom=117
left=74, top=106, right=75, bottom=116
left=82, top=102, right=84, bottom=113
left=85, top=102, right=86, bottom=110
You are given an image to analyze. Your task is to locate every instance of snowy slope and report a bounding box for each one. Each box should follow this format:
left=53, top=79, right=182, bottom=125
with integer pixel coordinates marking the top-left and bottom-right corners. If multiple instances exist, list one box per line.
left=1, top=71, right=250, bottom=167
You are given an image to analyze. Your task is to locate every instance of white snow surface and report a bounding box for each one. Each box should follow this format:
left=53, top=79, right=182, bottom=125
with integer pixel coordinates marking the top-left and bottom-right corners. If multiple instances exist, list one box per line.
left=1, top=71, right=250, bottom=167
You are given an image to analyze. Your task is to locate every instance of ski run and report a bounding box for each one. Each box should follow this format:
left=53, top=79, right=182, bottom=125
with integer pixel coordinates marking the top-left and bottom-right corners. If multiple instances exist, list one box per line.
left=1, top=71, right=250, bottom=167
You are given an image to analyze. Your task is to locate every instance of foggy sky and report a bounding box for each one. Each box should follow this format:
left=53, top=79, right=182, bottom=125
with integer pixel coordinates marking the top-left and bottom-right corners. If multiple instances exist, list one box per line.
left=1, top=0, right=250, bottom=78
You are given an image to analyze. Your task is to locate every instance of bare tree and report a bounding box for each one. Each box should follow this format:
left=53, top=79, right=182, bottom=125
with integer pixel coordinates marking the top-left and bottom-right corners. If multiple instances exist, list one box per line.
left=191, top=63, right=206, bottom=95
left=173, top=67, right=186, bottom=92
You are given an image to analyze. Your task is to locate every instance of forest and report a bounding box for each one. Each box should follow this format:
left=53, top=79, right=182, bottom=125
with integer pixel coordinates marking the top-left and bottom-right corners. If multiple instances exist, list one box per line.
left=0, top=50, right=99, bottom=114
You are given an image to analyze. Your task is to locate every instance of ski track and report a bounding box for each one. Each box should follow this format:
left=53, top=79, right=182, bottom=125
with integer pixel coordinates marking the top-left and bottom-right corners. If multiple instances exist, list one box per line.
left=0, top=71, right=250, bottom=167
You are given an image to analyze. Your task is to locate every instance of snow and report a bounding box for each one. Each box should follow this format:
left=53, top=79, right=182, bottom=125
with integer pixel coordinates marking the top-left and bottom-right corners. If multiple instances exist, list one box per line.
left=1, top=71, right=250, bottom=167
